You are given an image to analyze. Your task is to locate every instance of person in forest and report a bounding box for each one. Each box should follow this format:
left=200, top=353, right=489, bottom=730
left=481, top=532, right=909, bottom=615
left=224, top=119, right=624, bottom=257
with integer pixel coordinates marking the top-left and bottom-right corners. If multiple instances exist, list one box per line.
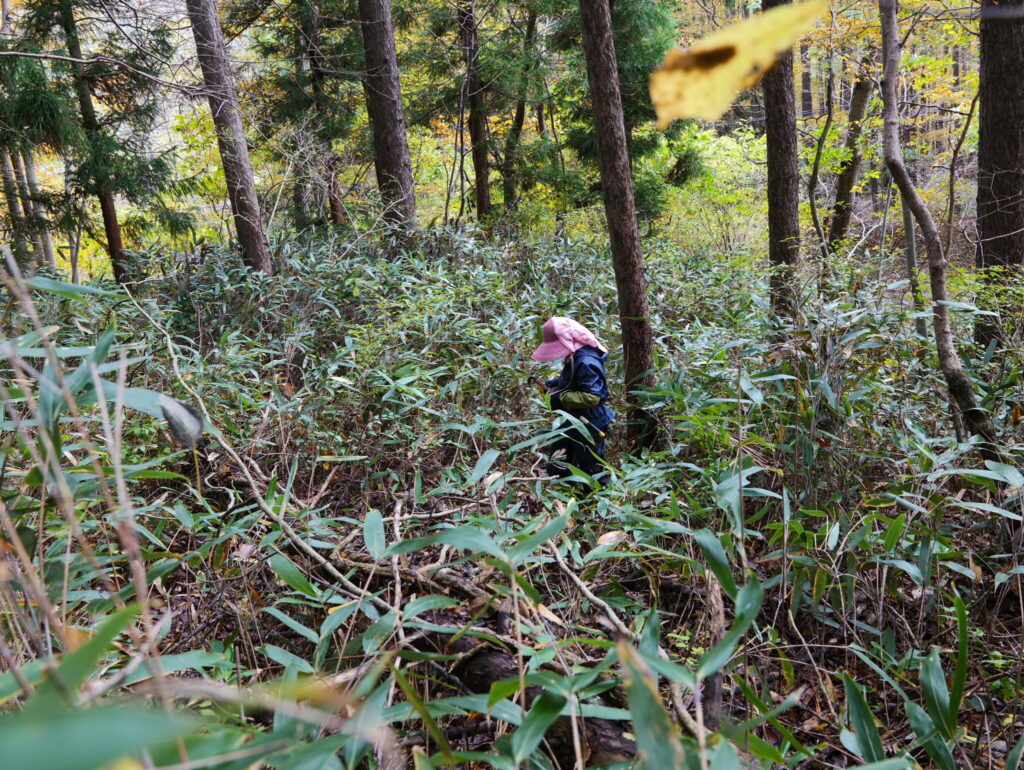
left=530, top=316, right=615, bottom=484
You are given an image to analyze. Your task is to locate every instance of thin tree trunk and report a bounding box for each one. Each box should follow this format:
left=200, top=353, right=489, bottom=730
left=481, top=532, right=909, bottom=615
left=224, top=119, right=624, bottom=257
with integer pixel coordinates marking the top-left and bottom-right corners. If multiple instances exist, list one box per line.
left=1, top=149, right=30, bottom=260
left=60, top=1, right=127, bottom=283
left=578, top=0, right=656, bottom=447
left=459, top=1, right=491, bottom=219
left=501, top=10, right=537, bottom=210
left=186, top=0, right=273, bottom=274
left=827, top=62, right=873, bottom=250
left=358, top=0, right=417, bottom=227
left=902, top=200, right=928, bottom=337
left=799, top=43, right=813, bottom=120
left=974, top=0, right=1024, bottom=346
left=879, top=0, right=998, bottom=454
left=10, top=150, right=45, bottom=265
left=21, top=150, right=56, bottom=269
left=762, top=0, right=800, bottom=316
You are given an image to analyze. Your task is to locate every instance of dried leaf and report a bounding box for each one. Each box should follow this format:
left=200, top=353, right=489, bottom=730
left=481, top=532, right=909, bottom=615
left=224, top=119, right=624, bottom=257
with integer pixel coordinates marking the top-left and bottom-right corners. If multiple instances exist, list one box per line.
left=597, top=530, right=628, bottom=546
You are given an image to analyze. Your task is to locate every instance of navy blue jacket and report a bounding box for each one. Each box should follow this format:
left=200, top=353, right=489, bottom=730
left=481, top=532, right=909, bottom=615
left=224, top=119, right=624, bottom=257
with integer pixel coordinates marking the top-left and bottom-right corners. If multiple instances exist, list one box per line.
left=545, top=346, right=615, bottom=430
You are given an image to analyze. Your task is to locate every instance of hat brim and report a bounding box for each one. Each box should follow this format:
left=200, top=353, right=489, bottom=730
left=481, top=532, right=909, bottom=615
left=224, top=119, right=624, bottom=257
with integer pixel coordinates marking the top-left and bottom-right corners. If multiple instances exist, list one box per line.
left=531, top=340, right=573, bottom=362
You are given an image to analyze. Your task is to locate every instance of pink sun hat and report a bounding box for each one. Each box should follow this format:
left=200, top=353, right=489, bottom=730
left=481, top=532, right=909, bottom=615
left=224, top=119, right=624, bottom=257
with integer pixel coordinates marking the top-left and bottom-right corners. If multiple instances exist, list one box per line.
left=531, top=317, right=607, bottom=362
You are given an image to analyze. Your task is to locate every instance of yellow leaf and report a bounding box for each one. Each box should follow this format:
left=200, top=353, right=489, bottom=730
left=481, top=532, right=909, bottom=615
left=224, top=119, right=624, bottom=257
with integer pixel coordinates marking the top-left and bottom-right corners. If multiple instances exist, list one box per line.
left=650, top=0, right=829, bottom=125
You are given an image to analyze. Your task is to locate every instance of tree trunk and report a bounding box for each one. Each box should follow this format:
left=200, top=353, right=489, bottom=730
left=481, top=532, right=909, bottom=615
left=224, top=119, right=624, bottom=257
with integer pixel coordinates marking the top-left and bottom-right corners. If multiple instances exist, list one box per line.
left=59, top=1, right=127, bottom=283
left=800, top=43, right=813, bottom=120
left=1, top=149, right=30, bottom=260
left=459, top=2, right=491, bottom=219
left=879, top=0, right=998, bottom=454
left=762, top=0, right=800, bottom=316
left=501, top=10, right=537, bottom=210
left=827, top=63, right=873, bottom=250
left=358, top=0, right=417, bottom=227
left=305, top=4, right=348, bottom=227
left=186, top=0, right=274, bottom=275
left=9, top=149, right=45, bottom=266
left=21, top=150, right=56, bottom=270
left=974, top=0, right=1024, bottom=347
left=578, top=0, right=656, bottom=447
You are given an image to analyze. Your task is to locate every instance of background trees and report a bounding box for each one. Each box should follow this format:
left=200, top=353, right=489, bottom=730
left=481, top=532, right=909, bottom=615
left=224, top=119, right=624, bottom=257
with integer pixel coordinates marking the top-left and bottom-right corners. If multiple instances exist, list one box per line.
left=21, top=0, right=177, bottom=283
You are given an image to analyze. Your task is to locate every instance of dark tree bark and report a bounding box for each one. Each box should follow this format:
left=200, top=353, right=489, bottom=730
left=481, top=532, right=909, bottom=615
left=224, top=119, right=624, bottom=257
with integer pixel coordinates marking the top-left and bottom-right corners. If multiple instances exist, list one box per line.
left=827, top=62, right=873, bottom=250
left=186, top=0, right=273, bottom=275
left=358, top=0, right=417, bottom=226
left=974, top=0, right=1024, bottom=346
left=578, top=0, right=656, bottom=446
left=59, top=1, right=127, bottom=283
left=459, top=2, right=491, bottom=218
left=879, top=0, right=998, bottom=455
left=761, top=0, right=800, bottom=316
left=501, top=10, right=537, bottom=210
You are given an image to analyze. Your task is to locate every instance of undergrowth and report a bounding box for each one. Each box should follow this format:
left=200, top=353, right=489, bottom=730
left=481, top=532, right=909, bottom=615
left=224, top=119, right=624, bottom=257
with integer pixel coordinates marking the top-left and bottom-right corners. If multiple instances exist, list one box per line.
left=1, top=228, right=1023, bottom=769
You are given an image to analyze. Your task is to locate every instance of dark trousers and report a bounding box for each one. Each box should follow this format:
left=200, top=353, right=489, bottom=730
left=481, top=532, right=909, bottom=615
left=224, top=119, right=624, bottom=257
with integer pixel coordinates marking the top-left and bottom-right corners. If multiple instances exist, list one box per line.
left=546, top=424, right=607, bottom=481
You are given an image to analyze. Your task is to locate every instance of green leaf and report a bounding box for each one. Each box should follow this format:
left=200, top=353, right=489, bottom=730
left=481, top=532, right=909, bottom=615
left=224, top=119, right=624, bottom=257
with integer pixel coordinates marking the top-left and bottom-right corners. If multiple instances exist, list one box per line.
left=856, top=760, right=916, bottom=770
left=364, top=509, right=386, bottom=560
left=1006, top=731, right=1024, bottom=770
left=905, top=702, right=954, bottom=770
left=93, top=381, right=172, bottom=419
left=0, top=705, right=192, bottom=770
left=26, top=603, right=140, bottom=714
left=260, top=644, right=316, bottom=673
left=617, top=640, right=686, bottom=768
left=270, top=553, right=320, bottom=599
left=511, top=690, right=567, bottom=763
left=710, top=740, right=742, bottom=770
left=468, top=449, right=501, bottom=485
left=320, top=600, right=360, bottom=640
left=269, top=735, right=348, bottom=770
left=696, top=580, right=762, bottom=680
left=0, top=659, right=47, bottom=705
left=392, top=665, right=456, bottom=765
left=692, top=528, right=738, bottom=600
left=388, top=525, right=504, bottom=560
left=920, top=648, right=954, bottom=739
left=264, top=606, right=320, bottom=644
left=24, top=276, right=122, bottom=299
left=118, top=650, right=227, bottom=687
left=841, top=672, right=886, bottom=762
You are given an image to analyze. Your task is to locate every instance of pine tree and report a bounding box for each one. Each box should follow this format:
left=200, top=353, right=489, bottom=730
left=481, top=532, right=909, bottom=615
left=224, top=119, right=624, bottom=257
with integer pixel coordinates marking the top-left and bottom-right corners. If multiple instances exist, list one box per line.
left=20, top=0, right=177, bottom=282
